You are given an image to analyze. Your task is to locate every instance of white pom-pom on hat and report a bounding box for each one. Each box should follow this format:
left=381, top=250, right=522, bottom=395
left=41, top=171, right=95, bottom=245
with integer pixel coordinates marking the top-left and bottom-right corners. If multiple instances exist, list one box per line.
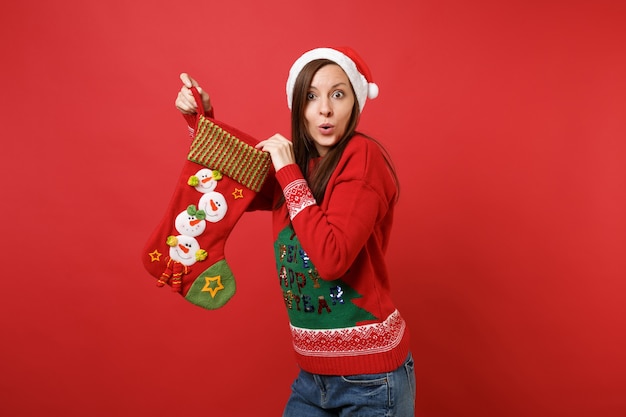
left=368, top=82, right=379, bottom=99
left=286, top=46, right=379, bottom=112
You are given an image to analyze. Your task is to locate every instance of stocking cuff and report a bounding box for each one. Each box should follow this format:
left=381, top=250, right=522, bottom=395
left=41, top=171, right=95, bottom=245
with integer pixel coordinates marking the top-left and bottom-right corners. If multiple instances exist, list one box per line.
left=188, top=115, right=272, bottom=192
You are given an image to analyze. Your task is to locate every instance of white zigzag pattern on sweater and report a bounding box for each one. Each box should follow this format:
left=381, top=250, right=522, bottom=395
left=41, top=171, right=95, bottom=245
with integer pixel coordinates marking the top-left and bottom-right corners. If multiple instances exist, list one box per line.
left=290, top=310, right=406, bottom=357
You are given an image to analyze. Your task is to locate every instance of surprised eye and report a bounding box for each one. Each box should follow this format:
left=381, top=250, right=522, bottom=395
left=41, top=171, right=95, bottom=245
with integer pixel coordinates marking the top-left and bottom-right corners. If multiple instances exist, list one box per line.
left=332, top=90, right=345, bottom=99
left=306, top=92, right=316, bottom=101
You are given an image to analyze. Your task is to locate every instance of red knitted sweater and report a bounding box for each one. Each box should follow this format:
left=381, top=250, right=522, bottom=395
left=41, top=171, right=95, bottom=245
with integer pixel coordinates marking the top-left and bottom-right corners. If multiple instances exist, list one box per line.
left=251, top=134, right=410, bottom=376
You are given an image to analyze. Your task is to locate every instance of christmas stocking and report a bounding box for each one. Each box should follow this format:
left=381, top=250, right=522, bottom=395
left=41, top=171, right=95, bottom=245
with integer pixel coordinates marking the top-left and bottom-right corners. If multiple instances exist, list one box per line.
left=142, top=89, right=271, bottom=309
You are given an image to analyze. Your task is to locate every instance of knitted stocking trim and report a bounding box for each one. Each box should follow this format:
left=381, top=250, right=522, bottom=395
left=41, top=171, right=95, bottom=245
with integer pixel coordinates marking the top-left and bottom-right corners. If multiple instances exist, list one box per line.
left=188, top=115, right=272, bottom=192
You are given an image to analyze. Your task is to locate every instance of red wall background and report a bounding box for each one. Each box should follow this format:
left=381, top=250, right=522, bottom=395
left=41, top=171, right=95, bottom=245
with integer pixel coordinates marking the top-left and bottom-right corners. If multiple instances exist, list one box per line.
left=1, top=1, right=624, bottom=416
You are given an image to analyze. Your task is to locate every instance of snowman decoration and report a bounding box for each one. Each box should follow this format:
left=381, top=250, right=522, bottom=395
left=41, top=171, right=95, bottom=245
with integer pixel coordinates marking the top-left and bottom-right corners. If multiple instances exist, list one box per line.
left=190, top=168, right=228, bottom=222
left=157, top=205, right=208, bottom=293
left=198, top=192, right=228, bottom=223
left=173, top=205, right=207, bottom=237
left=189, top=168, right=221, bottom=193
left=157, top=169, right=228, bottom=293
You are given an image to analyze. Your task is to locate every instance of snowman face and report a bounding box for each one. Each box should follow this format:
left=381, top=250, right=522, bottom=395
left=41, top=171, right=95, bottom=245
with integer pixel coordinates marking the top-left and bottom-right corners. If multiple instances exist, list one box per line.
left=174, top=209, right=206, bottom=237
left=169, top=235, right=201, bottom=266
left=198, top=192, right=228, bottom=223
left=193, top=168, right=218, bottom=193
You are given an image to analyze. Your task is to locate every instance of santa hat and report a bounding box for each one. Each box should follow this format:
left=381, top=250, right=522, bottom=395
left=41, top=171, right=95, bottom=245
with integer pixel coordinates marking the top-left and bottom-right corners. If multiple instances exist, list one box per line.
left=286, top=46, right=379, bottom=112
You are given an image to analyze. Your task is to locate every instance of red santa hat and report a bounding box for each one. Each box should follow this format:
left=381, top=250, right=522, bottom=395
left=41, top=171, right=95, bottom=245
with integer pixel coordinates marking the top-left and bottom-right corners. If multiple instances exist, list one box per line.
left=286, top=46, right=379, bottom=112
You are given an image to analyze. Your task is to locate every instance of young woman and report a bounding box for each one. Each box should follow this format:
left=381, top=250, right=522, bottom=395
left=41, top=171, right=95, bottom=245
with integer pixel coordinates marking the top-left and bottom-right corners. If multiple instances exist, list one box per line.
left=175, top=47, right=415, bottom=417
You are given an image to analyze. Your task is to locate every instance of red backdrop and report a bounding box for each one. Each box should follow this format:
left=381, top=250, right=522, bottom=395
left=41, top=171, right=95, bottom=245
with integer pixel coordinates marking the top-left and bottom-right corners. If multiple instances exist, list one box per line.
left=1, top=1, right=625, bottom=416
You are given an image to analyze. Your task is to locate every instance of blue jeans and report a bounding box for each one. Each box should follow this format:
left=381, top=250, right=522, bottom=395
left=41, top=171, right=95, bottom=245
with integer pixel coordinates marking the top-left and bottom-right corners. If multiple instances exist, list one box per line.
left=283, top=353, right=415, bottom=417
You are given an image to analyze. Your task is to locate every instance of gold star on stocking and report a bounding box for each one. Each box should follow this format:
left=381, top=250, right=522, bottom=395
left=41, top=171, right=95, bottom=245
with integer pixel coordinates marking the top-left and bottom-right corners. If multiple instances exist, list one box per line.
left=148, top=249, right=162, bottom=262
left=232, top=188, right=244, bottom=199
left=201, top=275, right=225, bottom=298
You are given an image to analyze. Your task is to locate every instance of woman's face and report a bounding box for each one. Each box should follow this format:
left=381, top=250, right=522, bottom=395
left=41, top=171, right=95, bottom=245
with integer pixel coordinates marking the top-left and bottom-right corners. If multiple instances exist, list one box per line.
left=304, top=64, right=356, bottom=157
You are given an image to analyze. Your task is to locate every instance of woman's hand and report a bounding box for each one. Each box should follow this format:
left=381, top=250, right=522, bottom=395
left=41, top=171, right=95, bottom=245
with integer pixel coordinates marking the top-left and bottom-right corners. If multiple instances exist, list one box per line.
left=175, top=73, right=212, bottom=114
left=256, top=134, right=296, bottom=172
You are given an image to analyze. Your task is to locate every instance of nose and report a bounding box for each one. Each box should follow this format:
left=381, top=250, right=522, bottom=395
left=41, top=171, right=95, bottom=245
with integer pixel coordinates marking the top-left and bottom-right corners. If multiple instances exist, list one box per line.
left=319, top=97, right=332, bottom=117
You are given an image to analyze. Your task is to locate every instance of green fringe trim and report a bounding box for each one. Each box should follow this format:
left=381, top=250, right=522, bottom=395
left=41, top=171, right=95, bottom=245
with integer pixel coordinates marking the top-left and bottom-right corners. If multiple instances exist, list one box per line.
left=188, top=116, right=272, bottom=192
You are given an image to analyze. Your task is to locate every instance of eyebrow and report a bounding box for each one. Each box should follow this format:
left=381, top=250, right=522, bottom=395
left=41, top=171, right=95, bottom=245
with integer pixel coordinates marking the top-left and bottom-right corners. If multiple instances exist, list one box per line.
left=309, top=82, right=349, bottom=90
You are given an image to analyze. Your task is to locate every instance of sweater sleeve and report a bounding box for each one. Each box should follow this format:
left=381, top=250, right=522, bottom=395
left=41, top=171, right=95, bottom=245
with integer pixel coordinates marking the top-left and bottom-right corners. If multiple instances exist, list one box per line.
left=275, top=137, right=396, bottom=280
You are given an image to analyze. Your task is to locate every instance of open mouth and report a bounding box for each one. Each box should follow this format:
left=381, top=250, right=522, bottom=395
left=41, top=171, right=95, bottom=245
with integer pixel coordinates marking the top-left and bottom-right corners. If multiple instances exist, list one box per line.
left=318, top=123, right=335, bottom=135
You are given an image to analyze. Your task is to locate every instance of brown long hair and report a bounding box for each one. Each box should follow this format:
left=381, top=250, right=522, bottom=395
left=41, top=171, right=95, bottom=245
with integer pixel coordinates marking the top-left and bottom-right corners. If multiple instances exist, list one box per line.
left=287, top=59, right=399, bottom=204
